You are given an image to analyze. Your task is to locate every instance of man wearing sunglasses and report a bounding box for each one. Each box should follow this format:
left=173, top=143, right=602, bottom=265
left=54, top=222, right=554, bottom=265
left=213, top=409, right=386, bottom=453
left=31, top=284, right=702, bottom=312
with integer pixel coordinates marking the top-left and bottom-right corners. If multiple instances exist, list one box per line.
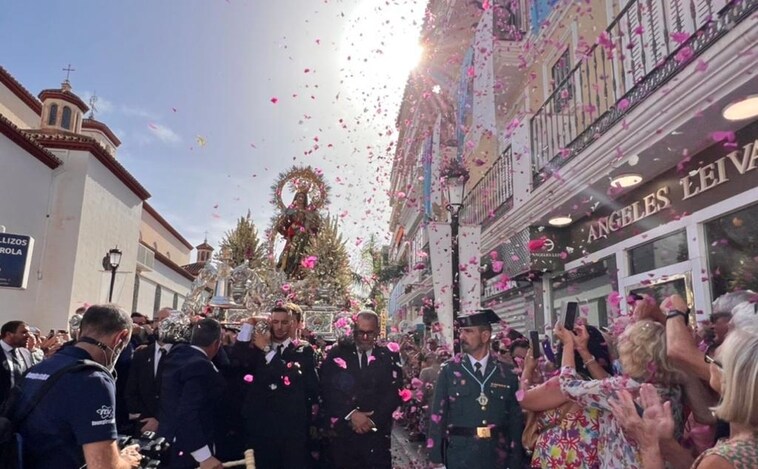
left=319, top=310, right=402, bottom=469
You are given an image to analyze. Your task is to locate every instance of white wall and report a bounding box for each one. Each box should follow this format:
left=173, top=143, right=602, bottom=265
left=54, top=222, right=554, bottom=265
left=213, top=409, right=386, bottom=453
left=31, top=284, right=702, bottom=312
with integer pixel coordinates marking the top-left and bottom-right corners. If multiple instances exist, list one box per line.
left=69, top=151, right=142, bottom=313
left=0, top=133, right=56, bottom=326
left=0, top=84, right=40, bottom=129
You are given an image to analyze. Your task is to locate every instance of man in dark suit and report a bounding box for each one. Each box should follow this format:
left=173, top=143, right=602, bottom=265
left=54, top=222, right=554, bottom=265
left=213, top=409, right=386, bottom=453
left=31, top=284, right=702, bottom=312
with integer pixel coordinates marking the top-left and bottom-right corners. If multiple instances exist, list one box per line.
left=159, top=318, right=226, bottom=469
left=427, top=310, right=524, bottom=469
left=231, top=305, right=319, bottom=469
left=319, top=310, right=402, bottom=469
left=1, top=320, right=34, bottom=406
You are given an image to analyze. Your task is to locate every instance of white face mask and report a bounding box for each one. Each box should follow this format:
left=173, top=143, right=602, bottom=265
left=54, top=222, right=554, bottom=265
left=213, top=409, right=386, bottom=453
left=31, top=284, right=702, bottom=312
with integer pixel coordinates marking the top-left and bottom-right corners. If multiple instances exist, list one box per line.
left=104, top=340, right=125, bottom=372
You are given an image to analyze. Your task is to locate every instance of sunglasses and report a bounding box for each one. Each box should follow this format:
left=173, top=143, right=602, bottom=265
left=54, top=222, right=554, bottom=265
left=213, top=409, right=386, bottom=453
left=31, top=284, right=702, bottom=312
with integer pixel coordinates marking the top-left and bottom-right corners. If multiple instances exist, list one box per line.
left=704, top=354, right=723, bottom=369
left=354, top=330, right=377, bottom=338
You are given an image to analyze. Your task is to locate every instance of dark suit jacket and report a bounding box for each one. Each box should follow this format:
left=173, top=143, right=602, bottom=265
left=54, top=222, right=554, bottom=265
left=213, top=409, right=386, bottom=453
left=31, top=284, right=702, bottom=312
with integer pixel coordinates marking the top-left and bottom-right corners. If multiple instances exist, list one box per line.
left=231, top=339, right=319, bottom=441
left=125, top=343, right=162, bottom=419
left=0, top=346, right=33, bottom=406
left=158, top=345, right=225, bottom=467
left=319, top=342, right=402, bottom=436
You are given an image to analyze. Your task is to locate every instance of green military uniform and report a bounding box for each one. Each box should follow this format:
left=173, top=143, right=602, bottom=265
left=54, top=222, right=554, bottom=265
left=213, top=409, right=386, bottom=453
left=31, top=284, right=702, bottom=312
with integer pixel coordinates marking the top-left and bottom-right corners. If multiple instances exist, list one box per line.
left=428, top=310, right=524, bottom=469
left=427, top=355, right=524, bottom=468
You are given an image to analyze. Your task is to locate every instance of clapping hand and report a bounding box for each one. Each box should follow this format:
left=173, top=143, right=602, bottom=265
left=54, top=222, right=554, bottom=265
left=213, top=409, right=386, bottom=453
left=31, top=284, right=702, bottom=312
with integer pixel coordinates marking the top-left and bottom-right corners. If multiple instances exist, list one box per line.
left=609, top=384, right=675, bottom=450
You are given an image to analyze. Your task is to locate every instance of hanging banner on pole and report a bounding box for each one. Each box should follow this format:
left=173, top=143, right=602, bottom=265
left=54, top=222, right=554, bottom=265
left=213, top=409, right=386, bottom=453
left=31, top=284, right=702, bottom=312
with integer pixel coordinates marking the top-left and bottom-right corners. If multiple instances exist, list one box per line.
left=458, top=225, right=482, bottom=316
left=427, top=222, right=454, bottom=349
left=0, top=233, right=34, bottom=289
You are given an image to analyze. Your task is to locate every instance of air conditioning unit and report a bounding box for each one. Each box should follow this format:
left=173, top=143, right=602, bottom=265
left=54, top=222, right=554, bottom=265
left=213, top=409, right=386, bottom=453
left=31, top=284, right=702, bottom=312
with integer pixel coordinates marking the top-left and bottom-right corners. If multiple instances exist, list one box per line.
left=137, top=244, right=154, bottom=271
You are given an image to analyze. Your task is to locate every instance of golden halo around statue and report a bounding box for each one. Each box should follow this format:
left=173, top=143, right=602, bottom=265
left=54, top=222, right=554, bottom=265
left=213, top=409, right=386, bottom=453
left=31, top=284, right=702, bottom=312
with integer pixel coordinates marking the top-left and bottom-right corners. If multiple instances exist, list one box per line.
left=272, top=166, right=330, bottom=212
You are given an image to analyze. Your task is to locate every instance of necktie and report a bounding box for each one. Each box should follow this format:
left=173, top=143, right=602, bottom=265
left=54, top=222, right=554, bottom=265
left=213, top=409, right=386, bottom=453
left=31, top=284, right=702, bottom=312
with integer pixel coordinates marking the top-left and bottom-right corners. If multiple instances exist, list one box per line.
left=10, top=349, right=24, bottom=386
left=360, top=351, right=367, bottom=369
left=474, top=361, right=483, bottom=380
left=276, top=344, right=284, bottom=356
left=155, top=347, right=167, bottom=377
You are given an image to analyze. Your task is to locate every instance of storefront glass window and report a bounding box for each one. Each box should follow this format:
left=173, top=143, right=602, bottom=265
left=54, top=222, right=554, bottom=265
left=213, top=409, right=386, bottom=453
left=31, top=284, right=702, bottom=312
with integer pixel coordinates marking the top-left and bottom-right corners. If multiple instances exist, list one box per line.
left=551, top=256, right=618, bottom=328
left=705, top=203, right=758, bottom=299
left=629, top=230, right=688, bottom=275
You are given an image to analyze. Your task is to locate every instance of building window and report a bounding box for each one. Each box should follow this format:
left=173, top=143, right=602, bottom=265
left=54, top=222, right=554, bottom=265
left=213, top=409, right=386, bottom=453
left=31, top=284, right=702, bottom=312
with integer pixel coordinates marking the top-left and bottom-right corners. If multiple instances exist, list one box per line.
left=173, top=293, right=179, bottom=309
left=48, top=104, right=58, bottom=125
left=552, top=48, right=572, bottom=113
left=705, top=203, right=758, bottom=299
left=61, top=106, right=72, bottom=129
left=551, top=255, right=618, bottom=327
left=132, top=274, right=140, bottom=313
left=629, top=230, right=689, bottom=275
left=153, top=285, right=162, bottom=313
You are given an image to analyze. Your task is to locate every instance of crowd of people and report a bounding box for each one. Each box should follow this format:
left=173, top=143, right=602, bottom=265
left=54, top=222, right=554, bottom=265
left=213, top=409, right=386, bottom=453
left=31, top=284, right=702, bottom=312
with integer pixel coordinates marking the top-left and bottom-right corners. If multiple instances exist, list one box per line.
left=0, top=288, right=756, bottom=469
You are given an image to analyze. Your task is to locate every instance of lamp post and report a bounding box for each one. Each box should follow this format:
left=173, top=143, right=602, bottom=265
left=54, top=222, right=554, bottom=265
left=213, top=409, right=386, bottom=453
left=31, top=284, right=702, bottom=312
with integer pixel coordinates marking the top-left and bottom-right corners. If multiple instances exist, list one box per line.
left=445, top=168, right=468, bottom=353
left=106, top=247, right=122, bottom=302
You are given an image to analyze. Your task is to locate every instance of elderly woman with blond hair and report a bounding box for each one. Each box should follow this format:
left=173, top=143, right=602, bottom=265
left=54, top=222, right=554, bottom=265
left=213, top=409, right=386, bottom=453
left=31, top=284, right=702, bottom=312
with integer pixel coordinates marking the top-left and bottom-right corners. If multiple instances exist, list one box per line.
left=612, top=306, right=758, bottom=469
left=554, top=319, right=683, bottom=469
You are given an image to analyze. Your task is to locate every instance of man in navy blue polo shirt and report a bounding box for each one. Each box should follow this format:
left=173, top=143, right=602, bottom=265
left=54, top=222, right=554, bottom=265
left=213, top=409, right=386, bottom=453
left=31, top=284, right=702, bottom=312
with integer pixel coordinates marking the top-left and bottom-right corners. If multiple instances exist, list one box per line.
left=13, top=304, right=142, bottom=469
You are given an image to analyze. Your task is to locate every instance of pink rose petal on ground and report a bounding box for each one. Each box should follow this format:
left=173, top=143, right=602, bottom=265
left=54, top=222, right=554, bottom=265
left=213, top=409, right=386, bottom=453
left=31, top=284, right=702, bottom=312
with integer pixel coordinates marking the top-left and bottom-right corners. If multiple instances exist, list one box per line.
left=333, top=358, right=347, bottom=369
left=386, top=342, right=400, bottom=353
left=431, top=413, right=442, bottom=424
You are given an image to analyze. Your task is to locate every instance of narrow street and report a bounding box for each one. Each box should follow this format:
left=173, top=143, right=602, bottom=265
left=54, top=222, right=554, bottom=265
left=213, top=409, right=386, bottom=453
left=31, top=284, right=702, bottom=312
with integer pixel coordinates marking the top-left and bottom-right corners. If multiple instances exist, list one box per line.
left=391, top=426, right=429, bottom=469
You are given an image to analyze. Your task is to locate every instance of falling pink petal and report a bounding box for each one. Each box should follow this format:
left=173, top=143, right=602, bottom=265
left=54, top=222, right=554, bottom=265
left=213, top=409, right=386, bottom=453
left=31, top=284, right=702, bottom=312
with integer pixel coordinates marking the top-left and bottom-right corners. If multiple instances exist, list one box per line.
left=270, top=97, right=279, bottom=104
left=333, top=357, right=347, bottom=369
left=515, top=389, right=525, bottom=402
left=618, top=98, right=630, bottom=111
left=386, top=342, right=400, bottom=353
left=243, top=374, right=254, bottom=383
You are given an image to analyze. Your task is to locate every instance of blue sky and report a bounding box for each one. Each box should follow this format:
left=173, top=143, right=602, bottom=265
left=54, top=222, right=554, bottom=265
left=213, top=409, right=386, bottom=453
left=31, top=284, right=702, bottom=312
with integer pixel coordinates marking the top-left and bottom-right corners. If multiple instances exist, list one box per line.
left=0, top=0, right=424, bottom=266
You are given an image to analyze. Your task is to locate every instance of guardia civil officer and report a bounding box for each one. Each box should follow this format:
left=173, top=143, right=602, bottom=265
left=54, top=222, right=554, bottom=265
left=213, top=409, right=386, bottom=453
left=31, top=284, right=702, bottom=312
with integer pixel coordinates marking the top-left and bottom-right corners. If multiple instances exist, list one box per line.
left=427, top=310, right=524, bottom=469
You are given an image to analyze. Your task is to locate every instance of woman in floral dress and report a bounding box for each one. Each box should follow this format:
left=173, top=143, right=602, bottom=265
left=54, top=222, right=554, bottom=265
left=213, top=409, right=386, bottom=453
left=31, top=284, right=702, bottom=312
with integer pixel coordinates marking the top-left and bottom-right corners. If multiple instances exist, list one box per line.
left=556, top=319, right=683, bottom=469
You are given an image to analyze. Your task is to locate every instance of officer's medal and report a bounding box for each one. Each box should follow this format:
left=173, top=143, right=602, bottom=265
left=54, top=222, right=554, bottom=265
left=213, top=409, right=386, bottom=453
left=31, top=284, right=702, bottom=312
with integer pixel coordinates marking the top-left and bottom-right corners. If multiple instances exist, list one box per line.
left=462, top=361, right=497, bottom=410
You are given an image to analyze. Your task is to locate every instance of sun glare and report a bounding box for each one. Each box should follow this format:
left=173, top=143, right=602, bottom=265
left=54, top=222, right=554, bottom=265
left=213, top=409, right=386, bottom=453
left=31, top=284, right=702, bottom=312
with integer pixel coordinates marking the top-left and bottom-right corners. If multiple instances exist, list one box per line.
left=340, top=0, right=426, bottom=109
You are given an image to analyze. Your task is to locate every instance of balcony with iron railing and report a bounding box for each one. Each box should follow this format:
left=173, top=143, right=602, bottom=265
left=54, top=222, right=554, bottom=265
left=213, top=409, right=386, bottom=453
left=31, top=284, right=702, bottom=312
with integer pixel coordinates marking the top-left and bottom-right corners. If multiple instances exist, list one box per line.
left=460, top=145, right=514, bottom=227
left=530, top=0, right=756, bottom=186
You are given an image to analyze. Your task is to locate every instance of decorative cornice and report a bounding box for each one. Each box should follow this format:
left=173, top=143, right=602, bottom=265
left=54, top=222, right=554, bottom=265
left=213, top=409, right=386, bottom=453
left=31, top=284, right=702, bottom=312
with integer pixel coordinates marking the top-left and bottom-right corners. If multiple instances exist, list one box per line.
left=38, top=89, right=89, bottom=113
left=23, top=130, right=150, bottom=200
left=0, top=114, right=61, bottom=169
left=82, top=118, right=122, bottom=147
left=142, top=202, right=194, bottom=250
left=0, top=66, right=42, bottom=114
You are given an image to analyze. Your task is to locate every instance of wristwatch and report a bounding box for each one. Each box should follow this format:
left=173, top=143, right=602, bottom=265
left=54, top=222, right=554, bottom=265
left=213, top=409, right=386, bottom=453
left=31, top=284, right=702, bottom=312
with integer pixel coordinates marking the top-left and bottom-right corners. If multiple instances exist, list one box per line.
left=666, top=310, right=688, bottom=321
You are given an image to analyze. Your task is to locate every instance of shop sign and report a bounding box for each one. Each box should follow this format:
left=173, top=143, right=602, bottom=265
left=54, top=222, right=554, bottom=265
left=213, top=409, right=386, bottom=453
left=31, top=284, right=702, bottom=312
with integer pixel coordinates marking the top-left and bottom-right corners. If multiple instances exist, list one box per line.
left=0, top=233, right=34, bottom=289
left=570, top=122, right=758, bottom=258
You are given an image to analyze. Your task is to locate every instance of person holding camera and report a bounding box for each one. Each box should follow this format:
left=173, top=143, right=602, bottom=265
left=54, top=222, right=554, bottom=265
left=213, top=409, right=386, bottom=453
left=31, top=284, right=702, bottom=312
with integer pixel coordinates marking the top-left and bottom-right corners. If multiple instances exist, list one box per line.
left=10, top=304, right=142, bottom=469
left=231, top=305, right=319, bottom=468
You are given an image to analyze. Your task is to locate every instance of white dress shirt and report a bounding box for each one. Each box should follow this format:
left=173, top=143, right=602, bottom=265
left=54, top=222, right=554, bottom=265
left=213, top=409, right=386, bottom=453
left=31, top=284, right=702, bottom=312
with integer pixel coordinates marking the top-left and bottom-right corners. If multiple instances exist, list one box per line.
left=153, top=343, right=172, bottom=376
left=1, top=340, right=21, bottom=387
left=467, top=353, right=490, bottom=375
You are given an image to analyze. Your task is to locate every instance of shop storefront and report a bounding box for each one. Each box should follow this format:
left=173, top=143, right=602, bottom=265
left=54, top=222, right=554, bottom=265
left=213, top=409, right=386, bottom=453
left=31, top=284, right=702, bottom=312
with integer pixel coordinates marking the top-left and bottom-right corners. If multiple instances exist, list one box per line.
left=556, top=120, right=758, bottom=323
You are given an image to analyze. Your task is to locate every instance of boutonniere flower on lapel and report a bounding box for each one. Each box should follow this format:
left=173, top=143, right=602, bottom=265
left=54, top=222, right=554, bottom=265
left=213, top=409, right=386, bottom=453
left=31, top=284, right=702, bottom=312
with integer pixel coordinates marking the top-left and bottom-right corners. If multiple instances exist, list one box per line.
left=367, top=355, right=376, bottom=365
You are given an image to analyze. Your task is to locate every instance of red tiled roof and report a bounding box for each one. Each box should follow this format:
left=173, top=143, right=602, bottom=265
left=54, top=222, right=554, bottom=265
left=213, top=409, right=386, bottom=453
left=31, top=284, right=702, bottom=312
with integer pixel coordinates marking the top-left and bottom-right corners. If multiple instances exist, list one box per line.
left=181, top=261, right=206, bottom=277
left=143, top=202, right=194, bottom=250
left=0, top=66, right=42, bottom=114
left=82, top=118, right=121, bottom=147
left=38, top=89, right=89, bottom=113
left=0, top=114, right=61, bottom=169
left=196, top=242, right=214, bottom=251
left=22, top=129, right=150, bottom=200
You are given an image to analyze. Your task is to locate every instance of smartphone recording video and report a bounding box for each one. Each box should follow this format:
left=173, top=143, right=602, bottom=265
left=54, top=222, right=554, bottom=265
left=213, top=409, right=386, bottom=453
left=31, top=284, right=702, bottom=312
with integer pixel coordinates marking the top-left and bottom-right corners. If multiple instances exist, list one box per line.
left=562, top=302, right=578, bottom=331
left=529, top=330, right=541, bottom=359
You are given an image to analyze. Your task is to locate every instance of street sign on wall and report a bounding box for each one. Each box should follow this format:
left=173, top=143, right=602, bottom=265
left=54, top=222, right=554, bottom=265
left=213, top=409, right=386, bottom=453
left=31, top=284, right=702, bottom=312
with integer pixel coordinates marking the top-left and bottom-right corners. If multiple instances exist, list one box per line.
left=0, top=233, right=34, bottom=289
